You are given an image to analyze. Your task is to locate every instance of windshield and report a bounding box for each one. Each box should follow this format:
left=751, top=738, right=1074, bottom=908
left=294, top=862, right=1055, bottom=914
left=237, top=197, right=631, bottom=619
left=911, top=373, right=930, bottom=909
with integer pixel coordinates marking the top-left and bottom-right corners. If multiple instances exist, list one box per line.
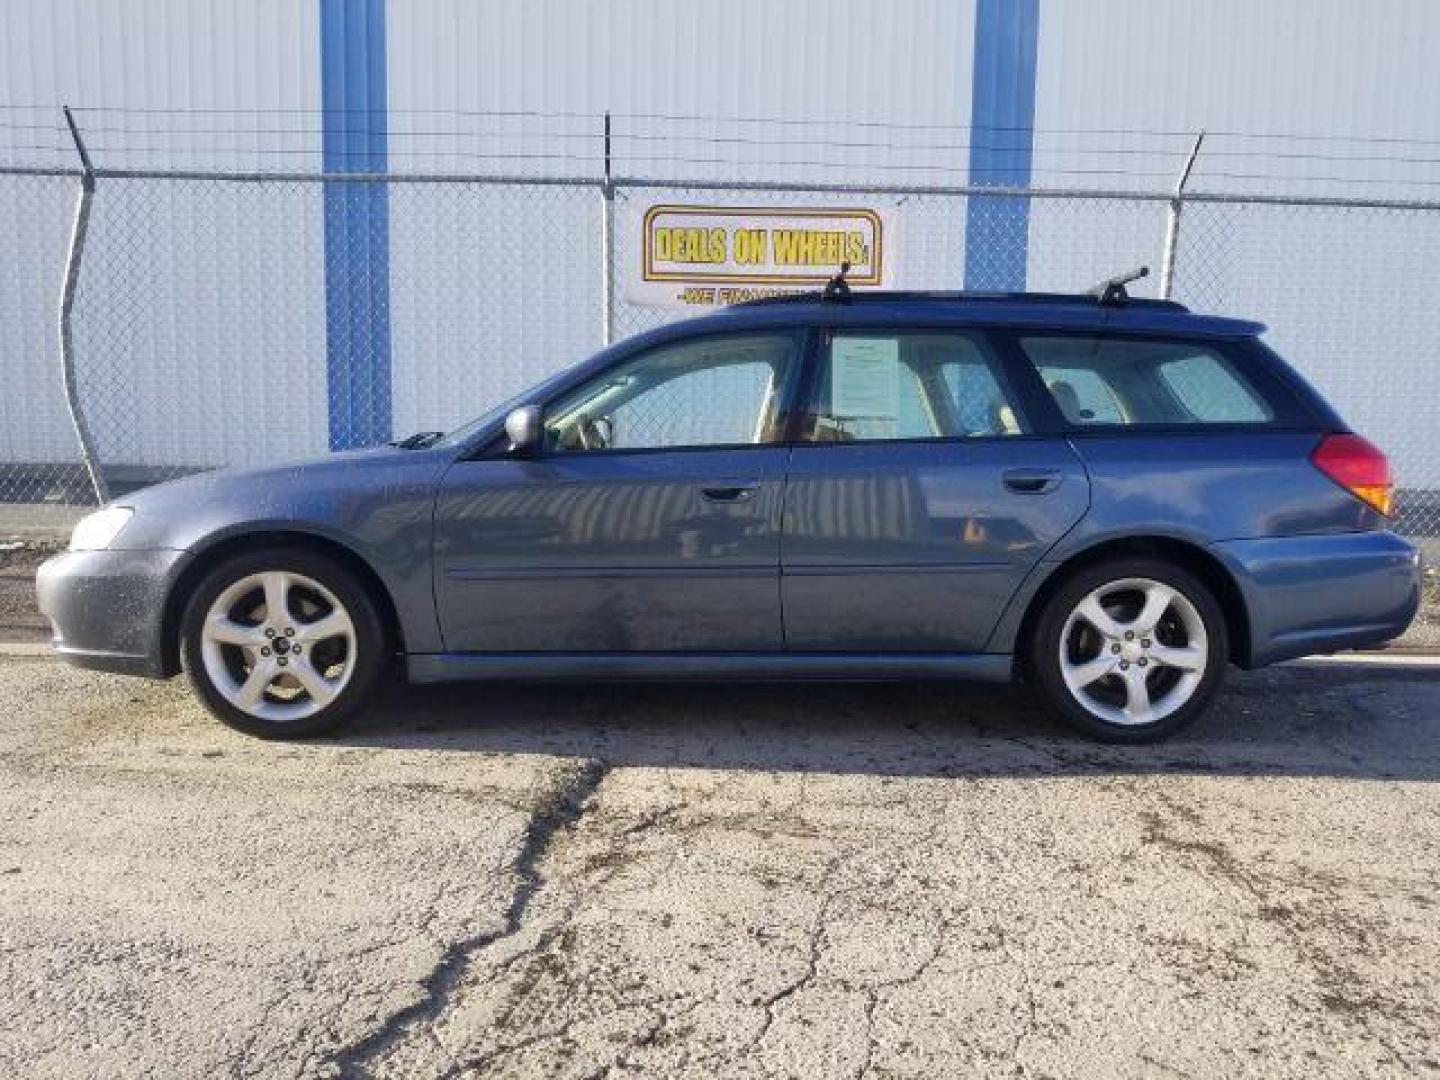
left=432, top=368, right=575, bottom=450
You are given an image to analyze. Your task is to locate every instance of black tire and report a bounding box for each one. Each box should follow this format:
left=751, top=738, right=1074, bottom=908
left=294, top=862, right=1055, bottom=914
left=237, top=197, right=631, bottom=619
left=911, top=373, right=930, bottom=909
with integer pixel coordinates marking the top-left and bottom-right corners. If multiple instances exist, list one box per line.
left=1027, top=557, right=1228, bottom=743
left=179, top=545, right=388, bottom=739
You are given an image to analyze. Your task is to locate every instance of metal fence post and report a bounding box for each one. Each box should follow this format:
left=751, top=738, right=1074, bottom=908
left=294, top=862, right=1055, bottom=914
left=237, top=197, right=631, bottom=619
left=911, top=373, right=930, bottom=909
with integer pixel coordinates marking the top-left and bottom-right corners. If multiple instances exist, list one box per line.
left=58, top=106, right=109, bottom=505
left=600, top=111, right=616, bottom=347
left=1158, top=130, right=1205, bottom=300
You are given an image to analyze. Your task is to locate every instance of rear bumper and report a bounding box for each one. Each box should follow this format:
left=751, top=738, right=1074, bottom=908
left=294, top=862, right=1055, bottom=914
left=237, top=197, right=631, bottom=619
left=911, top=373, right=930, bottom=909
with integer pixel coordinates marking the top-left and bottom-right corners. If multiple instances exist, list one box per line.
left=34, top=548, right=186, bottom=678
left=1213, top=530, right=1421, bottom=667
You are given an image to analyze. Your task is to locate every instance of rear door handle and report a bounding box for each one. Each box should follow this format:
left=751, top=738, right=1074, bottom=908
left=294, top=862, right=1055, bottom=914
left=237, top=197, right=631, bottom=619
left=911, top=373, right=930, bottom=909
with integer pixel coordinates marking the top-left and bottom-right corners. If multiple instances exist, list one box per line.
left=701, top=482, right=759, bottom=503
left=1002, top=468, right=1063, bottom=494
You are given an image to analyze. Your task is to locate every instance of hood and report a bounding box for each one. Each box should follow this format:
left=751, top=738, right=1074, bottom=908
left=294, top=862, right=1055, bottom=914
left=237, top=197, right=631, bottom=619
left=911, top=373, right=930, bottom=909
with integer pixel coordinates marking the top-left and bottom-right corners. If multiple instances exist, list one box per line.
left=105, top=444, right=453, bottom=552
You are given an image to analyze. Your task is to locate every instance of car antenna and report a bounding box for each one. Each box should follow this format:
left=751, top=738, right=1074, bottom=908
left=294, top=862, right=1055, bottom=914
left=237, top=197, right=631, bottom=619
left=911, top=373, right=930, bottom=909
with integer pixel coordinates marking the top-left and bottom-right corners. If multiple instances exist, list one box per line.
left=1087, top=265, right=1149, bottom=307
left=822, top=261, right=852, bottom=303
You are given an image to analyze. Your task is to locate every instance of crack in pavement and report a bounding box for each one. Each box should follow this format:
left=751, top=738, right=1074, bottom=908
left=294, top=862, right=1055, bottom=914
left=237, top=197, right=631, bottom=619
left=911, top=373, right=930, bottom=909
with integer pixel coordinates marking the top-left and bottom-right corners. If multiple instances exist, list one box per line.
left=745, top=849, right=850, bottom=1055
left=322, top=757, right=610, bottom=1078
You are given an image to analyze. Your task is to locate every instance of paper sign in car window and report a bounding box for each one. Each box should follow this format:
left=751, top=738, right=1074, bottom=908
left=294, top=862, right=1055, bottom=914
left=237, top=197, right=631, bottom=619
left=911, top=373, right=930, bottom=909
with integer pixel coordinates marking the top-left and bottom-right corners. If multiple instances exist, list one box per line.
left=831, top=337, right=900, bottom=430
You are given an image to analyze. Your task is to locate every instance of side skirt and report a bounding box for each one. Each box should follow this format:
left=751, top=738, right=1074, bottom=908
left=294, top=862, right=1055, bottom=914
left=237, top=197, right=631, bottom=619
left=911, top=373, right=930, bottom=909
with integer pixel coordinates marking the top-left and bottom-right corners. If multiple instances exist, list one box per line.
left=406, top=652, right=1015, bottom=685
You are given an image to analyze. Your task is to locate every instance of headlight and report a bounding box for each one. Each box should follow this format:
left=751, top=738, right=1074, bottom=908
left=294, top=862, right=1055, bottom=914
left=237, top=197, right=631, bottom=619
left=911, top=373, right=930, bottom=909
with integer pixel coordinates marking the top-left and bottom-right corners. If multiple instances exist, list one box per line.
left=69, top=507, right=134, bottom=551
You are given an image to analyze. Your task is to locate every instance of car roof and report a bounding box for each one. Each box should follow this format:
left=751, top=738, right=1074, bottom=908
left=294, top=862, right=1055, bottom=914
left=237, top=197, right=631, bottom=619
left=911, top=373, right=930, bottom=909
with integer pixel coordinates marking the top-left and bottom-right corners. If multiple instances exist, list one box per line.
left=645, top=291, right=1266, bottom=342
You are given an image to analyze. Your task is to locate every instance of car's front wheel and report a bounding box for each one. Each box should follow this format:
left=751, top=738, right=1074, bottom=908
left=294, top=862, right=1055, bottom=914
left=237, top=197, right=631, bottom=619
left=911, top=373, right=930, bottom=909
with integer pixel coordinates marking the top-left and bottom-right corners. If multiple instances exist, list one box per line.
left=1028, top=558, right=1228, bottom=743
left=180, top=546, right=387, bottom=738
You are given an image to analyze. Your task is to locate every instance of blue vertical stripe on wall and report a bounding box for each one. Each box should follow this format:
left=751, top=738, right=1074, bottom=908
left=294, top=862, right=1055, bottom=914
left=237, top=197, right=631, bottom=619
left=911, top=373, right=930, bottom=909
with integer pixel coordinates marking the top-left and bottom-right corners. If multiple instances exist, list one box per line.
left=320, top=0, right=391, bottom=449
left=964, top=0, right=1039, bottom=291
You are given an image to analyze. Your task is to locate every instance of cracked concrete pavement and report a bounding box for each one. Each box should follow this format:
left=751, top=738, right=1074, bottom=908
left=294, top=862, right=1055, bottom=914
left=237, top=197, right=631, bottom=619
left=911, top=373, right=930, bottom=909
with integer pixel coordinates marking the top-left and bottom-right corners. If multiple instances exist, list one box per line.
left=0, top=655, right=1438, bottom=1078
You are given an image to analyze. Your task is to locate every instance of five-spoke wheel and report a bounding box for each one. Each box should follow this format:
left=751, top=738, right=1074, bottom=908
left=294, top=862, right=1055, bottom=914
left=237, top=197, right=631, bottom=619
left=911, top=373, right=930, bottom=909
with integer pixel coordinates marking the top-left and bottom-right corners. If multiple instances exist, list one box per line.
left=181, top=547, right=387, bottom=738
left=1030, top=559, right=1226, bottom=742
left=200, top=570, right=358, bottom=722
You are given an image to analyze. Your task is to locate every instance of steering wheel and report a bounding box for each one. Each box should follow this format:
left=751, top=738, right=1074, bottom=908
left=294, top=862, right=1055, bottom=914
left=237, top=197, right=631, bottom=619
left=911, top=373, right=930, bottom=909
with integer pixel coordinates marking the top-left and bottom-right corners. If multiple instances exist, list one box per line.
left=576, top=415, right=610, bottom=451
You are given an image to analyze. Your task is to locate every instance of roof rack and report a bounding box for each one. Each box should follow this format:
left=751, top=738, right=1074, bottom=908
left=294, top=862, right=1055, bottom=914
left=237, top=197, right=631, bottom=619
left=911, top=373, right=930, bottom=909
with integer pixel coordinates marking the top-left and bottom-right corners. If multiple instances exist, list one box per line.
left=735, top=283, right=1187, bottom=312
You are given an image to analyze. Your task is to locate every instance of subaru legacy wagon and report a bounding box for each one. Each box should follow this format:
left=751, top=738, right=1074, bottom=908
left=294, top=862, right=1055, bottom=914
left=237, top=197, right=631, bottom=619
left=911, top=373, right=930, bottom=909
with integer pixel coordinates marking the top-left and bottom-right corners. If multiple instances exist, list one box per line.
left=37, top=283, right=1420, bottom=742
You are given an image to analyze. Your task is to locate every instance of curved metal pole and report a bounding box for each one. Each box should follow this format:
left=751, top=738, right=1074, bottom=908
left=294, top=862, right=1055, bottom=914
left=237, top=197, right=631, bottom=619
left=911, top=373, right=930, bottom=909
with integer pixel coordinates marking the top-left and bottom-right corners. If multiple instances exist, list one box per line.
left=1158, top=130, right=1206, bottom=300
left=58, top=106, right=108, bottom=504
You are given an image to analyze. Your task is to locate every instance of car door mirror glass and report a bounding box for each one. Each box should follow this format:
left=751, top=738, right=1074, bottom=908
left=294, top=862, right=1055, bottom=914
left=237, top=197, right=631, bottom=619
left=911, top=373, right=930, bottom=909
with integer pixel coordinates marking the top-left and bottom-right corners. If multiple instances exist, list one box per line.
left=504, top=406, right=545, bottom=455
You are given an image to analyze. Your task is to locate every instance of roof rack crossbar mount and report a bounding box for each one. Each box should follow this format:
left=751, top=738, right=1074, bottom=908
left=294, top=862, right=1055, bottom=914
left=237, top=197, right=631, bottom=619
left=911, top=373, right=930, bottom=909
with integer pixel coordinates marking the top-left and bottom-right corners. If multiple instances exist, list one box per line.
left=821, top=261, right=852, bottom=303
left=1088, top=265, right=1150, bottom=306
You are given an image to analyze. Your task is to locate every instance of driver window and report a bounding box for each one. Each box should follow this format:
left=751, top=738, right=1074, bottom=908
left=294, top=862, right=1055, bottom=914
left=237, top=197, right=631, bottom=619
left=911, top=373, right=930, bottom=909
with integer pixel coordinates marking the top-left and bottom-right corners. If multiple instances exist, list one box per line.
left=544, top=333, right=800, bottom=452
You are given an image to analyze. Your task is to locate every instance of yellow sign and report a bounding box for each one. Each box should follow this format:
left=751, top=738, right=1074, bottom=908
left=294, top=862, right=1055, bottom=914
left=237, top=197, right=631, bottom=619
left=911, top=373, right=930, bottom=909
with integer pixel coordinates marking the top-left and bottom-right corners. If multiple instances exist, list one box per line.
left=627, top=204, right=891, bottom=309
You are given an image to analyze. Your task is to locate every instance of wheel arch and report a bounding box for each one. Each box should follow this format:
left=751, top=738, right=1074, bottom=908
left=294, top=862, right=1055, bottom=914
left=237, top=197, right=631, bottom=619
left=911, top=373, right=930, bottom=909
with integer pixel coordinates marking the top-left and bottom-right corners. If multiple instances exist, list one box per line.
left=160, top=528, right=405, bottom=677
left=1012, top=535, right=1253, bottom=674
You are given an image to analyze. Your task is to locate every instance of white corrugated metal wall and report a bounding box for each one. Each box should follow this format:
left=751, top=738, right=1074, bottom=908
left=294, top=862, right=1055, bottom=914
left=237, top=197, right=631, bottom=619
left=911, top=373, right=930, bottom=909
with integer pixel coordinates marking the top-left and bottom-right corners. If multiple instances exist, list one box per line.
left=9, top=1, right=1433, bottom=184
left=387, top=0, right=976, bottom=182
left=1032, top=1, right=1440, bottom=485
left=1, top=0, right=326, bottom=469
left=1, top=0, right=1438, bottom=478
left=384, top=0, right=981, bottom=438
left=1036, top=0, right=1440, bottom=197
left=1, top=0, right=320, bottom=169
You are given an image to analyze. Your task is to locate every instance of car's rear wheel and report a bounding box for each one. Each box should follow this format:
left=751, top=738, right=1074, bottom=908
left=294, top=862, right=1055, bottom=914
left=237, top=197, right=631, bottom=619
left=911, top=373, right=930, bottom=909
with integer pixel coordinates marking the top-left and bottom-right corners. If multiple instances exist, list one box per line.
left=180, top=546, right=387, bottom=738
left=1028, top=558, right=1228, bottom=743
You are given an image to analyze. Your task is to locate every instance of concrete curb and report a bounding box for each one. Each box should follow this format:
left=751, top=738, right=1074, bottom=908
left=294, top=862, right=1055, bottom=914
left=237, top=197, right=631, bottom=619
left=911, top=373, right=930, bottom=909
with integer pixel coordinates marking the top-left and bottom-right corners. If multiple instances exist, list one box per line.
left=1, top=506, right=85, bottom=545
left=1293, top=652, right=1440, bottom=667
left=0, top=644, right=54, bottom=657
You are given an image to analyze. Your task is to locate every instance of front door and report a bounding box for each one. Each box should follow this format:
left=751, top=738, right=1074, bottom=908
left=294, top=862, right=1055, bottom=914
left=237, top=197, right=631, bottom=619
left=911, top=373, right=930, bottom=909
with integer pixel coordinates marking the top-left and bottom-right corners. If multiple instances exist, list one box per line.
left=781, top=328, right=1090, bottom=652
left=434, top=330, right=805, bottom=653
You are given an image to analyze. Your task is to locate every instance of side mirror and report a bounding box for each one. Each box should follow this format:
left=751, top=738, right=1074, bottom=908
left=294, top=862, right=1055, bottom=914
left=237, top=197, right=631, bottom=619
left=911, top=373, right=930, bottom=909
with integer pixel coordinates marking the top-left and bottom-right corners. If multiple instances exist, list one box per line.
left=504, top=405, right=544, bottom=456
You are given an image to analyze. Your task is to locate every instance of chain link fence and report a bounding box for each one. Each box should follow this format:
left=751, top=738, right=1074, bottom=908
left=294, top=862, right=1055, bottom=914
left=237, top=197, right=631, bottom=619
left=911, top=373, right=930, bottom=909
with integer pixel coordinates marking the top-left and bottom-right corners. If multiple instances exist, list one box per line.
left=0, top=170, right=95, bottom=506
left=1168, top=196, right=1440, bottom=540
left=1, top=163, right=1437, bottom=548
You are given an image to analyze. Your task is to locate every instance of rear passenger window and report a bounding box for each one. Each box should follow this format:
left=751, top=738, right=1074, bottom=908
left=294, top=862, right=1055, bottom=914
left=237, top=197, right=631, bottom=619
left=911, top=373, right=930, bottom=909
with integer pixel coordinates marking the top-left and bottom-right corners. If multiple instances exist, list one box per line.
left=1021, top=337, right=1274, bottom=426
left=1036, top=367, right=1125, bottom=424
left=804, top=331, right=1025, bottom=442
left=1156, top=352, right=1271, bottom=422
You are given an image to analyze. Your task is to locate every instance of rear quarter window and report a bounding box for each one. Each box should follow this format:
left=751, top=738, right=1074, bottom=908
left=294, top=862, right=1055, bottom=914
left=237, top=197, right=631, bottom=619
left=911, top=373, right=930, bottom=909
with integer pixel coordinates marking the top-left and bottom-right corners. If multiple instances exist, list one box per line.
left=1020, top=336, right=1275, bottom=426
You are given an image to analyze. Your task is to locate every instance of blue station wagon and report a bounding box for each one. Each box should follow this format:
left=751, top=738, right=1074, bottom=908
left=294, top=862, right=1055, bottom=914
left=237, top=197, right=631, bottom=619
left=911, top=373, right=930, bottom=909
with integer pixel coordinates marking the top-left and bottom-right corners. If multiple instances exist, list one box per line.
left=37, top=278, right=1421, bottom=742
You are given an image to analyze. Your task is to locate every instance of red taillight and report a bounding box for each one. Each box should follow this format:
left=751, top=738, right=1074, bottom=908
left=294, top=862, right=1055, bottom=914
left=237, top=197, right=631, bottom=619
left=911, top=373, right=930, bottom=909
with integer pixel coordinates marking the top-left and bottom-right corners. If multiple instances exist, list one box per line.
left=1311, top=433, right=1395, bottom=517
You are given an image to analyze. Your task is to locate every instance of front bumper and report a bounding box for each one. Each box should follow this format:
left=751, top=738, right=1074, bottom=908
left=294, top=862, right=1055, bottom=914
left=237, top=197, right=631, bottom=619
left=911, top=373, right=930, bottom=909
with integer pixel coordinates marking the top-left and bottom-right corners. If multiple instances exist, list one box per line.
left=1213, top=530, right=1422, bottom=667
left=35, top=548, right=187, bottom=677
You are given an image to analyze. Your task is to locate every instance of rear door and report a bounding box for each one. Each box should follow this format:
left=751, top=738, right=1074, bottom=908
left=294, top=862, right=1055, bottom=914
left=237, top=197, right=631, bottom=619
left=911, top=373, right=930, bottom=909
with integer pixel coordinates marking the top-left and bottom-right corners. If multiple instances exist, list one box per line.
left=780, top=327, right=1089, bottom=652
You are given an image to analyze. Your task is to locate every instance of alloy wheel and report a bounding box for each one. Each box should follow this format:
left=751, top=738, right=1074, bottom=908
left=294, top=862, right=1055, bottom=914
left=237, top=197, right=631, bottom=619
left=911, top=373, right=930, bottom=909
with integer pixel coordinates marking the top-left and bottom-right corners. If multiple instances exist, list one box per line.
left=1058, top=577, right=1208, bottom=727
left=199, top=570, right=357, bottom=722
